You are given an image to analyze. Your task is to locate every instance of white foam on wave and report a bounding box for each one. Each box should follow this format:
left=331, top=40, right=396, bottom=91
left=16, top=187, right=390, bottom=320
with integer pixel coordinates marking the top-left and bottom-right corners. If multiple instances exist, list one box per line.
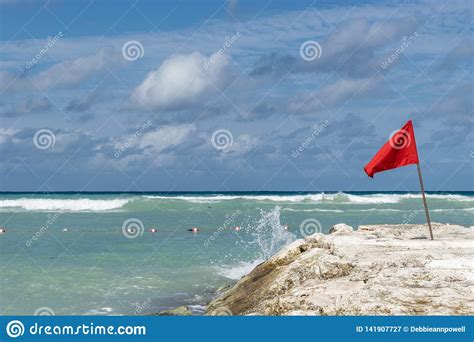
left=217, top=259, right=263, bottom=280
left=431, top=207, right=474, bottom=213
left=144, top=192, right=473, bottom=204
left=0, top=198, right=130, bottom=212
left=282, top=207, right=344, bottom=213
left=283, top=207, right=405, bottom=212
left=84, top=307, right=113, bottom=315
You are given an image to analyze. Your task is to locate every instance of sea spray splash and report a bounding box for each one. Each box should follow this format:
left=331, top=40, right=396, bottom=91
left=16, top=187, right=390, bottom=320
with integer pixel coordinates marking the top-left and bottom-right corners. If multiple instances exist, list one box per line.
left=217, top=206, right=296, bottom=279
left=250, top=206, right=296, bottom=260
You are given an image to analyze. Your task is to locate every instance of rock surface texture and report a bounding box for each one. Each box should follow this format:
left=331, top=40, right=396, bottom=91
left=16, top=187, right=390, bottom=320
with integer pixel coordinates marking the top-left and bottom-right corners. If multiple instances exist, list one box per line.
left=206, top=223, right=474, bottom=316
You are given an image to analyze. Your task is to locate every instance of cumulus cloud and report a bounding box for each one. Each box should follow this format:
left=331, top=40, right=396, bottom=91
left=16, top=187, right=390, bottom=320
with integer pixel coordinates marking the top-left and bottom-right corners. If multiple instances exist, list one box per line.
left=132, top=52, right=231, bottom=111
left=139, top=124, right=194, bottom=153
left=0, top=47, right=120, bottom=93
left=222, top=134, right=259, bottom=156
left=250, top=17, right=418, bottom=78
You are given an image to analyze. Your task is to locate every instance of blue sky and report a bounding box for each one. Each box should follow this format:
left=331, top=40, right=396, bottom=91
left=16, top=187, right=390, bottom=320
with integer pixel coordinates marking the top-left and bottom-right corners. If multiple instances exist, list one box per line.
left=0, top=0, right=472, bottom=191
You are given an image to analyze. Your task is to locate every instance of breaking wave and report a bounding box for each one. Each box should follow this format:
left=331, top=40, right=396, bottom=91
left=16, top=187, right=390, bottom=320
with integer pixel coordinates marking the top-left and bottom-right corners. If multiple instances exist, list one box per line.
left=0, top=198, right=130, bottom=212
left=1, top=193, right=472, bottom=212
left=143, top=192, right=473, bottom=204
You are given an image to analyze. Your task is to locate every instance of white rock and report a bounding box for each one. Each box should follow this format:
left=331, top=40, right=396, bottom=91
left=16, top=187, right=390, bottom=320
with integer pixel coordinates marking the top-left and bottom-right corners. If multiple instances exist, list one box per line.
left=329, top=223, right=353, bottom=235
left=206, top=223, right=474, bottom=316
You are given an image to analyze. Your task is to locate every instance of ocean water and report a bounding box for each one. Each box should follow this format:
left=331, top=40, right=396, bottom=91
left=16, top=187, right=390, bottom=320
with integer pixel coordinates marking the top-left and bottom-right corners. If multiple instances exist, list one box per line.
left=0, top=191, right=472, bottom=315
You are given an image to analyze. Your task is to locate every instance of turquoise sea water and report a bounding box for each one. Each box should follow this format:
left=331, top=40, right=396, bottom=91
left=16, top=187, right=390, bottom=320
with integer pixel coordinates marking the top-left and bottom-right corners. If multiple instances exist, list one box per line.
left=0, top=191, right=472, bottom=315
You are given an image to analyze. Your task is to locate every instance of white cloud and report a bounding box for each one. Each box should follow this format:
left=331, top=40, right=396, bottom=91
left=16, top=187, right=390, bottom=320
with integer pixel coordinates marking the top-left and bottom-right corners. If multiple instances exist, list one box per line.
left=223, top=134, right=258, bottom=156
left=139, top=124, right=194, bottom=153
left=0, top=47, right=120, bottom=92
left=288, top=77, right=380, bottom=114
left=132, top=52, right=230, bottom=111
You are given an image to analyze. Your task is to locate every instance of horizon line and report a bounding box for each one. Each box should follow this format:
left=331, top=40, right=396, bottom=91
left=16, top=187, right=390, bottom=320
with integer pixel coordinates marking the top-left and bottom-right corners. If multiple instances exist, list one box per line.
left=0, top=190, right=472, bottom=194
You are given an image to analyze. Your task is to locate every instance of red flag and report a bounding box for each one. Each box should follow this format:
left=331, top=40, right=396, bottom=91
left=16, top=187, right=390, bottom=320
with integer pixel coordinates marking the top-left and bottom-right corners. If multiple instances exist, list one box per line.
left=364, top=120, right=419, bottom=177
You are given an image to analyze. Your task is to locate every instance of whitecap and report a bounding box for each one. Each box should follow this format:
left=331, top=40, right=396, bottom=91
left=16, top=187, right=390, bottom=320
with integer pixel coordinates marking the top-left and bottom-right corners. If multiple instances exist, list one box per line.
left=143, top=193, right=474, bottom=204
left=0, top=198, right=130, bottom=212
left=216, top=259, right=263, bottom=280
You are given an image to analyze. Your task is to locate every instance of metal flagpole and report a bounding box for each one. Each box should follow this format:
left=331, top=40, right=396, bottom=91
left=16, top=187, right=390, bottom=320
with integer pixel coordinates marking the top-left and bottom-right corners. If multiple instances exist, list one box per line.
left=416, top=163, right=434, bottom=240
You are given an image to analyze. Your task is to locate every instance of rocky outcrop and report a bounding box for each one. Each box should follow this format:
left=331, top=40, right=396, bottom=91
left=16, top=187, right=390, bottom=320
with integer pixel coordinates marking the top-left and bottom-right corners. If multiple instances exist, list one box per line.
left=153, top=306, right=193, bottom=316
left=206, top=223, right=474, bottom=316
left=328, top=223, right=353, bottom=235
